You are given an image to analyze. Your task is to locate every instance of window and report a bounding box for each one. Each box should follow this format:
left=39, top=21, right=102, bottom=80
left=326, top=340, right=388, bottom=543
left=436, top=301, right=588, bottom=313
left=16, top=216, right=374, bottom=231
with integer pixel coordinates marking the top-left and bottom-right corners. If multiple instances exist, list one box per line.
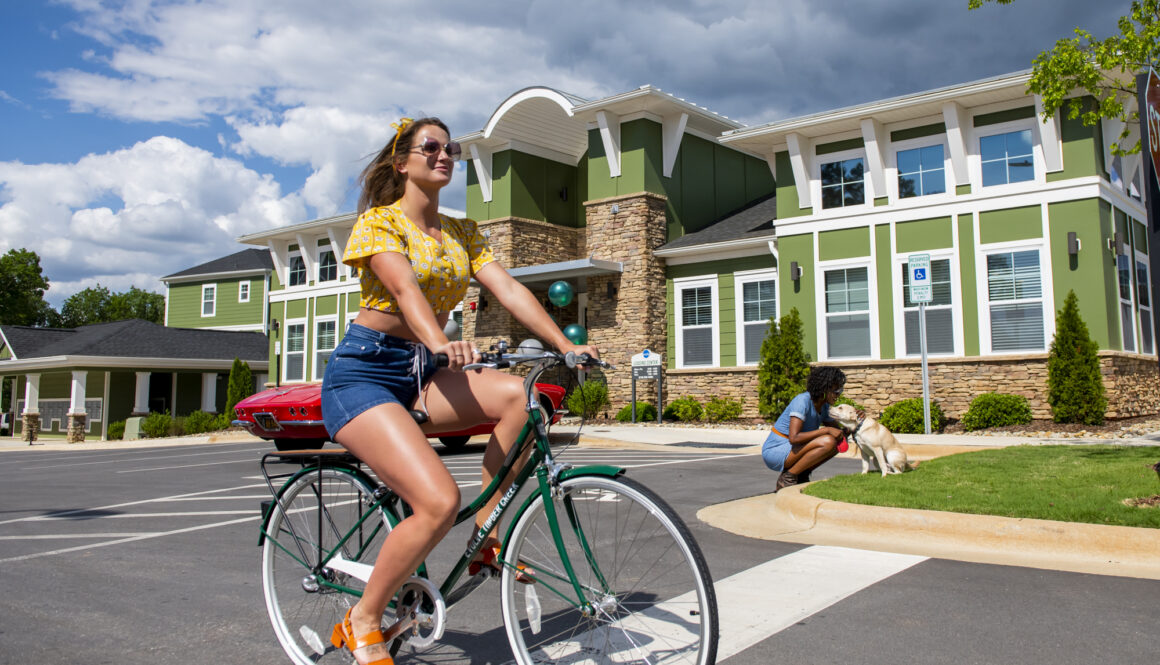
left=677, top=279, right=716, bottom=367
left=1136, top=257, right=1154, bottom=354
left=238, top=281, right=250, bottom=303
left=824, top=267, right=871, bottom=358
left=980, top=129, right=1034, bottom=186
left=314, top=320, right=336, bottom=380
left=820, top=157, right=865, bottom=209
left=284, top=322, right=306, bottom=382
left=897, top=145, right=946, bottom=198
left=1118, top=253, right=1136, bottom=352
left=201, top=285, right=216, bottom=317
left=735, top=273, right=776, bottom=365
left=986, top=250, right=1044, bottom=351
left=318, top=249, right=337, bottom=283
left=901, top=258, right=954, bottom=355
left=288, top=254, right=307, bottom=287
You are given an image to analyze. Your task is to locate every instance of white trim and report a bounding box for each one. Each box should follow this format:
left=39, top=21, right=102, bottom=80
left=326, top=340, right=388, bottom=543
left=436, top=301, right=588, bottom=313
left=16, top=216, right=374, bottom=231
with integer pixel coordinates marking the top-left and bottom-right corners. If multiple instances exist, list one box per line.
left=596, top=110, right=621, bottom=178
left=733, top=269, right=778, bottom=366
left=268, top=282, right=360, bottom=303
left=238, top=280, right=250, bottom=303
left=326, top=227, right=347, bottom=266
left=469, top=143, right=494, bottom=202
left=282, top=318, right=308, bottom=384
left=673, top=276, right=719, bottom=369
left=267, top=239, right=289, bottom=287
left=942, top=101, right=971, bottom=187
left=970, top=118, right=1041, bottom=192
left=294, top=234, right=315, bottom=283
left=860, top=118, right=888, bottom=199
left=312, top=316, right=338, bottom=381
left=786, top=133, right=812, bottom=209
left=662, top=112, right=689, bottom=178
left=200, top=283, right=216, bottom=318
left=816, top=258, right=878, bottom=361
left=1034, top=95, right=1064, bottom=173
left=1133, top=247, right=1155, bottom=355
left=659, top=242, right=772, bottom=264
left=316, top=244, right=339, bottom=284
left=286, top=250, right=307, bottom=289
left=813, top=146, right=870, bottom=213
left=484, top=87, right=577, bottom=139
left=1117, top=251, right=1137, bottom=352
left=976, top=239, right=1051, bottom=356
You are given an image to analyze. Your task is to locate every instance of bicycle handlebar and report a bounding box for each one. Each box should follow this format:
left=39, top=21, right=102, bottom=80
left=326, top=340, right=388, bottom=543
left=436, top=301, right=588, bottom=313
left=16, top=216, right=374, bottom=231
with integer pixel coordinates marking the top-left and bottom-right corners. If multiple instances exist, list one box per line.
left=461, top=348, right=612, bottom=372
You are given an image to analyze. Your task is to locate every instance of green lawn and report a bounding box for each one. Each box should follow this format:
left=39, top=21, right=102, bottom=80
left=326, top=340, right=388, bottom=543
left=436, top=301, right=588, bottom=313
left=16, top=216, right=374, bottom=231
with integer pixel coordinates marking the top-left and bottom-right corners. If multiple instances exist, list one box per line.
left=804, top=445, right=1160, bottom=529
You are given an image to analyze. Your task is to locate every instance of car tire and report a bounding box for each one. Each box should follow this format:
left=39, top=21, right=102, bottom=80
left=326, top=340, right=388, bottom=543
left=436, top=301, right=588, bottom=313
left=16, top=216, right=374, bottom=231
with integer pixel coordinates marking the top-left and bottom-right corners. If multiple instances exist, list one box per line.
left=273, top=437, right=326, bottom=451
left=438, top=435, right=471, bottom=451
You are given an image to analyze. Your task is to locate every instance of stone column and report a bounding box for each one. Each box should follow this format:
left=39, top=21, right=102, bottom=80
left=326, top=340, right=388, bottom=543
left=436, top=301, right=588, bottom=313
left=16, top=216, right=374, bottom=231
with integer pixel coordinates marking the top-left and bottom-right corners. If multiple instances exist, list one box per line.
left=22, top=374, right=40, bottom=443
left=67, top=370, right=88, bottom=443
left=133, top=372, right=150, bottom=416
left=201, top=373, right=218, bottom=413
left=583, top=192, right=669, bottom=411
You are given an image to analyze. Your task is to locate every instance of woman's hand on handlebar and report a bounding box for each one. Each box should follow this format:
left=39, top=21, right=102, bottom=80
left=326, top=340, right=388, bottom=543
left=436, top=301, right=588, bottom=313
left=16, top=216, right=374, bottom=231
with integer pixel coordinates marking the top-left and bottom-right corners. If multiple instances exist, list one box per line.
left=434, top=340, right=481, bottom=371
left=559, top=342, right=602, bottom=368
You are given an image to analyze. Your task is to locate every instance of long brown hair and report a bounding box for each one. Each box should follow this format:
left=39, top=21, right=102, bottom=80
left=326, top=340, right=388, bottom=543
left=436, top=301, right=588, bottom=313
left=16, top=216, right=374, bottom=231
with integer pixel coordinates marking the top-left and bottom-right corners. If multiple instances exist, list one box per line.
left=357, top=117, right=451, bottom=213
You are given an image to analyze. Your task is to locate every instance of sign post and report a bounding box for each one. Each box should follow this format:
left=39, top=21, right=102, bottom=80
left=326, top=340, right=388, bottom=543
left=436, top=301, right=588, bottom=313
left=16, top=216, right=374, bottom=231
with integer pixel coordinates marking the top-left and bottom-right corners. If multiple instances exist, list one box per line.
left=908, top=253, right=933, bottom=434
left=1141, top=69, right=1160, bottom=364
left=630, top=350, right=663, bottom=423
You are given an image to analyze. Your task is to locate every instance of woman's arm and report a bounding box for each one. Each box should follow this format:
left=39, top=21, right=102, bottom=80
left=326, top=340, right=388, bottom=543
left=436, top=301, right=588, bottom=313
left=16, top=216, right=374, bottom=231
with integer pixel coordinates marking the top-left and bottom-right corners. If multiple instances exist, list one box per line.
left=475, top=262, right=599, bottom=357
left=787, top=416, right=843, bottom=445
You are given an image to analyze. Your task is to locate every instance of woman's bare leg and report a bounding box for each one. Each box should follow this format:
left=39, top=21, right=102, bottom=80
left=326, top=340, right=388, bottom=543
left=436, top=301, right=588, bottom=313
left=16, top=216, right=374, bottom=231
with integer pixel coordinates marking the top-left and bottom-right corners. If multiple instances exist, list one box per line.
left=333, top=402, right=461, bottom=664
left=785, top=434, right=839, bottom=475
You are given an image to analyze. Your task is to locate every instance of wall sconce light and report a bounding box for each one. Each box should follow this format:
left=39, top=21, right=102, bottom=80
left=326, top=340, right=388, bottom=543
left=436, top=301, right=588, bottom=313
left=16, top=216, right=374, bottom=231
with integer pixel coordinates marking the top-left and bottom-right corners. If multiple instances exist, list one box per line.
left=1067, top=232, right=1080, bottom=256
left=268, top=319, right=280, bottom=336
left=789, top=261, right=803, bottom=281
left=606, top=282, right=617, bottom=299
left=559, top=186, right=568, bottom=202
left=1107, top=232, right=1125, bottom=255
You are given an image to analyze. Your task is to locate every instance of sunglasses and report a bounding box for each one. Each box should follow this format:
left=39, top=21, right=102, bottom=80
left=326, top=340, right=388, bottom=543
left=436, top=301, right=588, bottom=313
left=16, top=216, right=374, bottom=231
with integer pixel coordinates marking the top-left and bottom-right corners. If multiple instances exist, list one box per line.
left=411, top=137, right=462, bottom=161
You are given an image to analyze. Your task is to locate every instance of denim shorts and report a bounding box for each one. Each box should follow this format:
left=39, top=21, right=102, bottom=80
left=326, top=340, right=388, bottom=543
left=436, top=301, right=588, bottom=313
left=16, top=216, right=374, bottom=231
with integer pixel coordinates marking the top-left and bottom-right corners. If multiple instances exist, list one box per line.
left=761, top=430, right=792, bottom=472
left=321, top=323, right=439, bottom=439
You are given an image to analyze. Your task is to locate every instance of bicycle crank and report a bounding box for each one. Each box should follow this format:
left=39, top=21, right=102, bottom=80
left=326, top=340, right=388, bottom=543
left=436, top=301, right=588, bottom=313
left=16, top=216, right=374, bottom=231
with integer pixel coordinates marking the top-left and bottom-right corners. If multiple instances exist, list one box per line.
left=383, top=576, right=446, bottom=648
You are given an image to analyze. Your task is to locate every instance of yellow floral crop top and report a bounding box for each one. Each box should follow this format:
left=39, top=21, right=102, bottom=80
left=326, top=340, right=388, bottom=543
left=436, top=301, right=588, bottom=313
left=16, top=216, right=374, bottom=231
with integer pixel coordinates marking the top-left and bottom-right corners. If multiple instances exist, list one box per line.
left=343, top=204, right=496, bottom=314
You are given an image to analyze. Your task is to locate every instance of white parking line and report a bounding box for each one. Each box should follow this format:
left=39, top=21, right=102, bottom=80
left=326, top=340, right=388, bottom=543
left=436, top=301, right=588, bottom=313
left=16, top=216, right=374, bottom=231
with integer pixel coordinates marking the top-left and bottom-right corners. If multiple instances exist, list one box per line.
left=0, top=533, right=161, bottom=540
left=16, top=446, right=264, bottom=471
left=0, top=516, right=258, bottom=563
left=30, top=511, right=256, bottom=520
left=0, top=482, right=266, bottom=526
left=116, top=459, right=259, bottom=473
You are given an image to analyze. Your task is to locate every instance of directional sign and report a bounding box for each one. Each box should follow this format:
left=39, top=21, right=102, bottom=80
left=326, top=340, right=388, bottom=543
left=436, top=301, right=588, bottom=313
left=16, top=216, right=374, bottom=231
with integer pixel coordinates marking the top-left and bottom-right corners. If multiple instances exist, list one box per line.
left=907, top=253, right=932, bottom=303
left=631, top=350, right=662, bottom=380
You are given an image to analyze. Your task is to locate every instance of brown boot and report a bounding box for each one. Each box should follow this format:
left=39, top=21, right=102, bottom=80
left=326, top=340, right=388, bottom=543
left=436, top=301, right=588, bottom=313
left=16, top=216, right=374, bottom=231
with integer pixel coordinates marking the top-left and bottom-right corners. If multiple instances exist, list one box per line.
left=775, top=471, right=799, bottom=492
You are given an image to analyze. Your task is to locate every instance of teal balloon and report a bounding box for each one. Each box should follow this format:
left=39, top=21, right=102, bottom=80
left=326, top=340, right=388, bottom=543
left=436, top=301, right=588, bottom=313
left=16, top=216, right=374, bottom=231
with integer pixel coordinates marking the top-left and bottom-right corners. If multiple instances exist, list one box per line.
left=563, top=324, right=588, bottom=345
left=548, top=281, right=574, bottom=307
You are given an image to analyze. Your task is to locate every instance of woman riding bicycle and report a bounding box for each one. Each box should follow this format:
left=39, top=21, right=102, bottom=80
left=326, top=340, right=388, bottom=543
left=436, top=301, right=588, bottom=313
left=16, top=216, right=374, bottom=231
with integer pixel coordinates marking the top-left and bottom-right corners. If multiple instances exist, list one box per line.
left=321, top=117, right=599, bottom=665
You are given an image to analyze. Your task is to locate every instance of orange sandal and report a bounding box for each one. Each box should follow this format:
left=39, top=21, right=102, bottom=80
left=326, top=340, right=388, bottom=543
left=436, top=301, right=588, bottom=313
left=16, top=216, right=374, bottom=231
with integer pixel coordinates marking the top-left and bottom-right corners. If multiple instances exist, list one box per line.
left=330, top=608, right=393, bottom=665
left=468, top=543, right=534, bottom=584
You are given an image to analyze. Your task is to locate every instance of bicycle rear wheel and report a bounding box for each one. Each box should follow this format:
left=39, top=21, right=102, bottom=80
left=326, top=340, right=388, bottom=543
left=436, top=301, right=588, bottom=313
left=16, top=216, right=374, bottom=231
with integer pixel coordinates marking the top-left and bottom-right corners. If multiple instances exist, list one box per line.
left=262, top=467, right=393, bottom=665
left=500, top=475, right=718, bottom=665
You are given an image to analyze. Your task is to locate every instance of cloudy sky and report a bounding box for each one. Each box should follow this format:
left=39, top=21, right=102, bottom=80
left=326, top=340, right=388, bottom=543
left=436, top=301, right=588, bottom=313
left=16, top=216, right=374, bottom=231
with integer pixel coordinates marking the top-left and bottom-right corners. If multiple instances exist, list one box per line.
left=0, top=0, right=1122, bottom=308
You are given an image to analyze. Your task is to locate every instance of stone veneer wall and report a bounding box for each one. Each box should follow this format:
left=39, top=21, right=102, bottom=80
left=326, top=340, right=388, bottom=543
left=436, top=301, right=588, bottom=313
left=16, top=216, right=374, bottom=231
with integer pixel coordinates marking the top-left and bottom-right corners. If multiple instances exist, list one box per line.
left=659, top=352, right=1160, bottom=421
left=67, top=413, right=87, bottom=443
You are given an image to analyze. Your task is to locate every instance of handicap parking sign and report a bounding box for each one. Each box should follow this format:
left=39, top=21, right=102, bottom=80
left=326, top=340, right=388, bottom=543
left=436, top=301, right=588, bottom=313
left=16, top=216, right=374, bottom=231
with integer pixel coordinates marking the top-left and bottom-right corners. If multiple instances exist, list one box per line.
left=908, top=253, right=932, bottom=303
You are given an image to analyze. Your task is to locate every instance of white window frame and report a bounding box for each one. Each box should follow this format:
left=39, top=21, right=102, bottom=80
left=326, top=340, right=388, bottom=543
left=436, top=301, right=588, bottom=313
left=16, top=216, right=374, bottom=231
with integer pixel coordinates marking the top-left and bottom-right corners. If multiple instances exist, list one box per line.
left=889, top=136, right=951, bottom=204
left=893, top=252, right=961, bottom=358
left=201, top=284, right=216, bottom=317
left=978, top=241, right=1050, bottom=355
left=674, top=276, right=719, bottom=369
left=971, top=119, right=1041, bottom=191
left=238, top=280, right=250, bottom=303
left=1134, top=246, right=1154, bottom=355
left=733, top=268, right=777, bottom=367
left=317, top=246, right=338, bottom=283
left=283, top=319, right=307, bottom=383
left=1117, top=251, right=1136, bottom=352
left=818, top=259, right=877, bottom=361
left=313, top=316, right=338, bottom=381
left=814, top=146, right=869, bottom=213
left=287, top=251, right=307, bottom=288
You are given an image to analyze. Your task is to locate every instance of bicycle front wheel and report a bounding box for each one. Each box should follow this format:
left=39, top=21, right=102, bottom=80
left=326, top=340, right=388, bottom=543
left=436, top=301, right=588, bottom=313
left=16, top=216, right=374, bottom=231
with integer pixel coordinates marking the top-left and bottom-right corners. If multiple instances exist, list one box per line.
left=262, top=467, right=393, bottom=665
left=501, top=475, right=718, bottom=665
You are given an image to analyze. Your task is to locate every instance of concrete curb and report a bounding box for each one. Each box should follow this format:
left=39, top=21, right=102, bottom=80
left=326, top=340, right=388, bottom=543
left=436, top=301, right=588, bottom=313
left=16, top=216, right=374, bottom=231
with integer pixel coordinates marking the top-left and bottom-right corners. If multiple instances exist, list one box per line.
left=698, top=485, right=1160, bottom=580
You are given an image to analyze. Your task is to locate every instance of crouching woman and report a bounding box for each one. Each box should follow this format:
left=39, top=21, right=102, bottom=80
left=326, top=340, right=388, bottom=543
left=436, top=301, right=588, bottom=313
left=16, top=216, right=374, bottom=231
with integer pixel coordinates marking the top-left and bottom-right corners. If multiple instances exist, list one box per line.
left=762, top=366, right=850, bottom=492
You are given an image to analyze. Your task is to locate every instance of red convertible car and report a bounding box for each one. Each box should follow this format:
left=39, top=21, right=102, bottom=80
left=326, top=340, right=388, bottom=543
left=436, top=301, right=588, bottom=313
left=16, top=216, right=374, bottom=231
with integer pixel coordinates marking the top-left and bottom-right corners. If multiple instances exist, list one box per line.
left=233, top=381, right=566, bottom=451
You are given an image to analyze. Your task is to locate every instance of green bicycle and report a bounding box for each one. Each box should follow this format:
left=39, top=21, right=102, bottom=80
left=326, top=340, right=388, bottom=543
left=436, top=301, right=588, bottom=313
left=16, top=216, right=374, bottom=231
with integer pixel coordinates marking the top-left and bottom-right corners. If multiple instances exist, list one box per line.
left=258, top=345, right=719, bottom=665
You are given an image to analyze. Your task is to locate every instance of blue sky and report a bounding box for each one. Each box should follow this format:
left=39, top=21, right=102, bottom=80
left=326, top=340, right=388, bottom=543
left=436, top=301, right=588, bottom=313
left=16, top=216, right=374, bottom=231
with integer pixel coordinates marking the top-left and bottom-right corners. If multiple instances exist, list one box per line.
left=0, top=0, right=1121, bottom=308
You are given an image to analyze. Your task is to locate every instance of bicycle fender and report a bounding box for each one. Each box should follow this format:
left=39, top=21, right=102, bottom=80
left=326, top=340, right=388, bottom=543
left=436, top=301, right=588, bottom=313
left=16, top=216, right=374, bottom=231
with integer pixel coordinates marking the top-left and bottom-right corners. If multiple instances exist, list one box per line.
left=501, top=465, right=626, bottom=547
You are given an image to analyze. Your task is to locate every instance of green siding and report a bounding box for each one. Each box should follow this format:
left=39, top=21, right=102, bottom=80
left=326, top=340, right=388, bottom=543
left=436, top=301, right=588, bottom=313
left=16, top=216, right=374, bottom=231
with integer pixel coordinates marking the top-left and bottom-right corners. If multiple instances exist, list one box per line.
left=973, top=106, right=1035, bottom=127
left=819, top=227, right=871, bottom=261
left=285, top=299, right=307, bottom=319
left=875, top=224, right=894, bottom=359
left=108, top=371, right=137, bottom=425
left=874, top=197, right=889, bottom=207
left=815, top=137, right=864, bottom=155
left=1047, top=198, right=1115, bottom=348
left=315, top=295, right=338, bottom=317
left=957, top=215, right=979, bottom=355
left=956, top=184, right=972, bottom=196
left=778, top=234, right=818, bottom=358
left=775, top=151, right=807, bottom=219
left=979, top=206, right=1042, bottom=244
left=896, top=217, right=953, bottom=254
left=1046, top=98, right=1103, bottom=182
left=718, top=274, right=736, bottom=366
left=890, top=123, right=946, bottom=142
left=167, top=277, right=266, bottom=328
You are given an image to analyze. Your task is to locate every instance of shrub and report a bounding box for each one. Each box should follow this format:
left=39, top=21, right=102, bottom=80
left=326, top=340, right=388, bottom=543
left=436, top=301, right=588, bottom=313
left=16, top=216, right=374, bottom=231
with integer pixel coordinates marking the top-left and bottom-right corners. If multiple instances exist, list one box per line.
left=566, top=381, right=610, bottom=419
left=108, top=420, right=125, bottom=440
left=213, top=413, right=233, bottom=431
left=879, top=397, right=945, bottom=434
left=756, top=308, right=812, bottom=419
left=663, top=396, right=704, bottom=422
left=960, top=393, right=1033, bottom=431
left=226, top=358, right=254, bottom=418
left=615, top=402, right=658, bottom=422
left=703, top=396, right=744, bottom=423
left=183, top=410, right=220, bottom=435
left=141, top=411, right=173, bottom=438
left=1047, top=290, right=1106, bottom=425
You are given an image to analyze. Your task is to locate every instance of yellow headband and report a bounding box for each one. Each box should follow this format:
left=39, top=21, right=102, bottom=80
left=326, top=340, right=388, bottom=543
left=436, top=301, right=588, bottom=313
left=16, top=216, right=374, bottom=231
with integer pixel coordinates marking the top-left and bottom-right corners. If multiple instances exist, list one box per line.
left=390, top=117, right=414, bottom=157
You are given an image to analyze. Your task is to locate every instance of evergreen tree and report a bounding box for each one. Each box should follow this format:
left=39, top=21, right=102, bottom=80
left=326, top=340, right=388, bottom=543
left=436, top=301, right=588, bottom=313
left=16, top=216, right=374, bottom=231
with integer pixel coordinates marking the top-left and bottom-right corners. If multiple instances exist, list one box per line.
left=1047, top=290, right=1107, bottom=424
left=756, top=307, right=812, bottom=419
left=225, top=358, right=254, bottom=417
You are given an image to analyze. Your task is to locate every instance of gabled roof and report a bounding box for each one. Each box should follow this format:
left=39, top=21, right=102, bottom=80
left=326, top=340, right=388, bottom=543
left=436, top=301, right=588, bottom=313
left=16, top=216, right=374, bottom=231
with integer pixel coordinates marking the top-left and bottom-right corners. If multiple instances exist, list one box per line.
left=162, top=248, right=273, bottom=281
left=657, top=194, right=777, bottom=253
left=0, top=319, right=268, bottom=369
